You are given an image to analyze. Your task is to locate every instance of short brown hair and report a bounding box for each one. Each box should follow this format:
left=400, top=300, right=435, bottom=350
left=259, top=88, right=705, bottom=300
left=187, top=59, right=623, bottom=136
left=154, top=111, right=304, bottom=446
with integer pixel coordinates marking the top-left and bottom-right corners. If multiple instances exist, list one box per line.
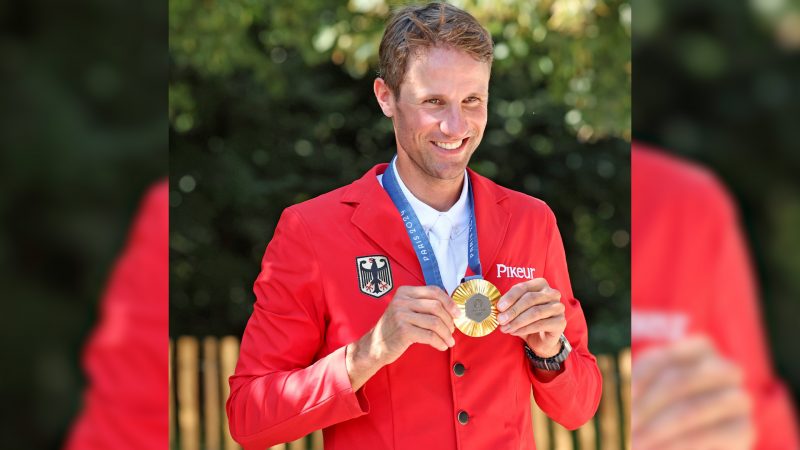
left=378, top=2, right=493, bottom=96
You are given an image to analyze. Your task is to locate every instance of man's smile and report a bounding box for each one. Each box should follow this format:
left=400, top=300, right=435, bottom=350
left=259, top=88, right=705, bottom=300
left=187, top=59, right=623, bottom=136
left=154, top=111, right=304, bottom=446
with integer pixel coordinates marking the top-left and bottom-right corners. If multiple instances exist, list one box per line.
left=432, top=137, right=469, bottom=151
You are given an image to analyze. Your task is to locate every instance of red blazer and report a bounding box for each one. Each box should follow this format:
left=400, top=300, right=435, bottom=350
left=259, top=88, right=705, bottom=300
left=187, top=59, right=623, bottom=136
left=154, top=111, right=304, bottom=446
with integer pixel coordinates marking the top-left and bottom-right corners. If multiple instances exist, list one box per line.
left=632, top=144, right=799, bottom=449
left=227, top=164, right=602, bottom=450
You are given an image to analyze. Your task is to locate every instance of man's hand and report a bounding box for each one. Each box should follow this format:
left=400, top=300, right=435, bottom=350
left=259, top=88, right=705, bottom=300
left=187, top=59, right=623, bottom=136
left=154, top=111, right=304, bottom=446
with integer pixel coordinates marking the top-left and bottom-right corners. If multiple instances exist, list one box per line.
left=496, top=278, right=566, bottom=358
left=345, top=285, right=461, bottom=390
left=632, top=336, right=754, bottom=450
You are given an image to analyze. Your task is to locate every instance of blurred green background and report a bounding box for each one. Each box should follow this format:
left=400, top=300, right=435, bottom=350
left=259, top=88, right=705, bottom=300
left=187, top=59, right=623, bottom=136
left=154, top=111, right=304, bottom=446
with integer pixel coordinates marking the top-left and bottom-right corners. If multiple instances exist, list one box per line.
left=169, top=0, right=632, bottom=356
left=0, top=0, right=166, bottom=448
left=633, top=0, right=800, bottom=402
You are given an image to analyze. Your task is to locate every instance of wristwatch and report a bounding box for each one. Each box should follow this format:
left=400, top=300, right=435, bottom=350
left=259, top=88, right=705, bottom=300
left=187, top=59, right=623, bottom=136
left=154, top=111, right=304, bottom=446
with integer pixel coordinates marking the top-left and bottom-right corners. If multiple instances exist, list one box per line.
left=524, top=334, right=572, bottom=371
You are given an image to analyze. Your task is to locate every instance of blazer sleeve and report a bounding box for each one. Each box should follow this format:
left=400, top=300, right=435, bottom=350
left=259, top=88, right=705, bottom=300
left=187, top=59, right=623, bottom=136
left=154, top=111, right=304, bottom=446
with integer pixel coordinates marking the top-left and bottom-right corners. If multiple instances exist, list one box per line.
left=226, top=207, right=369, bottom=450
left=528, top=207, right=603, bottom=430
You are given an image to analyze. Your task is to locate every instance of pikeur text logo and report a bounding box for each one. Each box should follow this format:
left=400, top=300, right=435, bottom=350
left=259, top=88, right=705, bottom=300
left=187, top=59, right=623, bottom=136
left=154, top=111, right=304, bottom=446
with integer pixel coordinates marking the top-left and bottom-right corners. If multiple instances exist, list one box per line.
left=496, top=263, right=536, bottom=280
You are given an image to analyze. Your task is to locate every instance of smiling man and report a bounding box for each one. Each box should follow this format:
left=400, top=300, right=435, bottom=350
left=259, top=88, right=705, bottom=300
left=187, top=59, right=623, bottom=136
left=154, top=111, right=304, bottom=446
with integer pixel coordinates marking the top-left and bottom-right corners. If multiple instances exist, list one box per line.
left=227, top=3, right=602, bottom=449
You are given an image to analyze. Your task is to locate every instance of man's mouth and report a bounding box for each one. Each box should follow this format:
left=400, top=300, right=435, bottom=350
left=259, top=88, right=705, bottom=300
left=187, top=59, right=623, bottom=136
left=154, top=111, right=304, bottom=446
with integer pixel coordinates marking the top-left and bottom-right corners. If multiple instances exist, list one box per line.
left=433, top=138, right=467, bottom=150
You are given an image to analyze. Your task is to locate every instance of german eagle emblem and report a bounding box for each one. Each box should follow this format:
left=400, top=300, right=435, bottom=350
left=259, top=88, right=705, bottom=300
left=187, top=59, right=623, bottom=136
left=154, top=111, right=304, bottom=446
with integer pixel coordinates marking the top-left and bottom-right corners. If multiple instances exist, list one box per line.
left=356, top=255, right=393, bottom=298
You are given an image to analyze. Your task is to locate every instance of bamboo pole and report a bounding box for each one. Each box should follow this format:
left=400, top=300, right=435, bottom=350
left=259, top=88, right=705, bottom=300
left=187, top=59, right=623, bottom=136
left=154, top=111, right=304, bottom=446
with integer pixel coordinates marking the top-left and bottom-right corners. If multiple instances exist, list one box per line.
left=177, top=337, right=200, bottom=450
left=552, top=422, right=573, bottom=450
left=618, top=348, right=632, bottom=450
left=310, top=430, right=324, bottom=450
left=169, top=340, right=175, bottom=449
left=577, top=418, right=597, bottom=450
left=204, top=337, right=221, bottom=450
left=598, top=355, right=621, bottom=450
left=287, top=437, right=306, bottom=450
left=531, top=392, right=551, bottom=450
left=220, top=336, right=242, bottom=450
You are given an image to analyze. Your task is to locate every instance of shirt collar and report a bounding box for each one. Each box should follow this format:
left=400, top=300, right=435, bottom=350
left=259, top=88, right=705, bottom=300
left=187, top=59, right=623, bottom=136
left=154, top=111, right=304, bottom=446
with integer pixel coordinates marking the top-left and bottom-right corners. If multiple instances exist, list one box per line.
left=379, top=160, right=471, bottom=236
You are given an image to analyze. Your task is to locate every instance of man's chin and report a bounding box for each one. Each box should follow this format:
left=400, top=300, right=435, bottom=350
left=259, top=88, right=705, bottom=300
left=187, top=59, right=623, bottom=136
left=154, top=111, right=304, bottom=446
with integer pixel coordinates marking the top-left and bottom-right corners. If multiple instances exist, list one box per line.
left=428, top=161, right=471, bottom=181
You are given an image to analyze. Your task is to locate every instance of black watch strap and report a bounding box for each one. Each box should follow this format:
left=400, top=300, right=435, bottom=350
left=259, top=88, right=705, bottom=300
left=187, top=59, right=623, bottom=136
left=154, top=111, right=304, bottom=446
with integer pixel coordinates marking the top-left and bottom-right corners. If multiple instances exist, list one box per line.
left=524, top=334, right=572, bottom=371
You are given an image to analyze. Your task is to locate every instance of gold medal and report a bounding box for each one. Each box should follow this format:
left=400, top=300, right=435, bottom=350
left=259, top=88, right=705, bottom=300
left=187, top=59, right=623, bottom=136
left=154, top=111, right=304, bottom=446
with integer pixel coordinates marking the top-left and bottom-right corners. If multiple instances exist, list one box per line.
left=452, top=278, right=501, bottom=337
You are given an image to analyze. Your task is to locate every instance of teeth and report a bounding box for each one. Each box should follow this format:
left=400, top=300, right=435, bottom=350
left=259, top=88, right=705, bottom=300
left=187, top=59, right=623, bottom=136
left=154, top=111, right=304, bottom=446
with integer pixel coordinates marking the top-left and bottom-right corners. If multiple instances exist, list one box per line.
left=434, top=139, right=464, bottom=150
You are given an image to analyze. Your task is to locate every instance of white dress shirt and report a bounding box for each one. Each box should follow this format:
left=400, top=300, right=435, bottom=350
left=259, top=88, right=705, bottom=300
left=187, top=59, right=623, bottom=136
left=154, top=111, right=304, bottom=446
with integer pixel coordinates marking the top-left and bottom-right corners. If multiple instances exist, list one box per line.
left=378, top=162, right=470, bottom=295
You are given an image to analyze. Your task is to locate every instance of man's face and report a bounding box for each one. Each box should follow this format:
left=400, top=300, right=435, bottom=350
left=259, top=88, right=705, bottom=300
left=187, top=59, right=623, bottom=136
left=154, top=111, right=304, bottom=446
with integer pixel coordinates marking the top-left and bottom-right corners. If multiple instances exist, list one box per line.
left=375, top=46, right=490, bottom=183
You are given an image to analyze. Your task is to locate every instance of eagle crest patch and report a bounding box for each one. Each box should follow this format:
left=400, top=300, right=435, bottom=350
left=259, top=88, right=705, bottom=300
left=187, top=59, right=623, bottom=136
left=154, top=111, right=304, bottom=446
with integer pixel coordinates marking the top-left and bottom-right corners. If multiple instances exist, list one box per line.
left=356, top=255, right=393, bottom=298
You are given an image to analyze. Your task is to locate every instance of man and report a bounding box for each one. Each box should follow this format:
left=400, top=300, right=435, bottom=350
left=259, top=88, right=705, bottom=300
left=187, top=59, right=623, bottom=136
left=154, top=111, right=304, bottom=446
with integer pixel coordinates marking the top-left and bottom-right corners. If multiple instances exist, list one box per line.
left=631, top=143, right=799, bottom=449
left=227, top=4, right=602, bottom=449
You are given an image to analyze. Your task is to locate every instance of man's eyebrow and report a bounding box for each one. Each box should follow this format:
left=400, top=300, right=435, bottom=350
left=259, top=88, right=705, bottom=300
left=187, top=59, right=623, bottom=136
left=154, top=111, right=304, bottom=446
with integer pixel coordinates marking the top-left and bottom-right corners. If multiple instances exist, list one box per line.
left=414, top=90, right=489, bottom=98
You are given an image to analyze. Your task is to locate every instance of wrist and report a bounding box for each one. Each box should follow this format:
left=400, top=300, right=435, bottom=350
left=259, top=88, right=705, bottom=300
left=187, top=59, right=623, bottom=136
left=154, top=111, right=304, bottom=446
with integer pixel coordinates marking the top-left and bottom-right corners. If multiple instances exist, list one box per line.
left=526, top=336, right=561, bottom=358
left=345, top=330, right=384, bottom=390
left=525, top=334, right=572, bottom=372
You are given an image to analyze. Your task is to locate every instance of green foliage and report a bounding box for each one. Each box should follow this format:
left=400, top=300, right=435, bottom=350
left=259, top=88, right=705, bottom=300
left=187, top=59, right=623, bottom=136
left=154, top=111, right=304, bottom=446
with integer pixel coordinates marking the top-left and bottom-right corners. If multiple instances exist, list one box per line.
left=1, top=0, right=166, bottom=446
left=170, top=0, right=631, bottom=353
left=633, top=0, right=800, bottom=393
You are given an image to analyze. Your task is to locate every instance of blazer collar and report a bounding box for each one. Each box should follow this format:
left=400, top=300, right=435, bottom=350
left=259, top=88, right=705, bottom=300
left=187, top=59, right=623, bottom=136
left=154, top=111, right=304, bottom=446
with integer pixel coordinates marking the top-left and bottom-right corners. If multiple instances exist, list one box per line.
left=342, top=164, right=511, bottom=285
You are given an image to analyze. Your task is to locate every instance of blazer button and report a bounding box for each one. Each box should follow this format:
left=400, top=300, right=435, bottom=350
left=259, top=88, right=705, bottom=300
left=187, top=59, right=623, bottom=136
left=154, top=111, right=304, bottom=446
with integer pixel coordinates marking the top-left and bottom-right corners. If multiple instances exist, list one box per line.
left=453, top=362, right=466, bottom=376
left=457, top=410, right=469, bottom=425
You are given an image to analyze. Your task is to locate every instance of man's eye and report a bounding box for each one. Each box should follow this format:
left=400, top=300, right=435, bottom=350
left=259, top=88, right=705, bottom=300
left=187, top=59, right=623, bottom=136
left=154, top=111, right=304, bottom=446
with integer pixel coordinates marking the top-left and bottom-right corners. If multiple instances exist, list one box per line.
left=464, top=97, right=481, bottom=104
left=425, top=99, right=442, bottom=105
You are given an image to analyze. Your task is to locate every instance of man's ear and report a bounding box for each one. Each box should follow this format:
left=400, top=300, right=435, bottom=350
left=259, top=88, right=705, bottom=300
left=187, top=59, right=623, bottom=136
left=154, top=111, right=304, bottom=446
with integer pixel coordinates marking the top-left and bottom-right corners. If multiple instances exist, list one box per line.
left=374, top=78, right=395, bottom=118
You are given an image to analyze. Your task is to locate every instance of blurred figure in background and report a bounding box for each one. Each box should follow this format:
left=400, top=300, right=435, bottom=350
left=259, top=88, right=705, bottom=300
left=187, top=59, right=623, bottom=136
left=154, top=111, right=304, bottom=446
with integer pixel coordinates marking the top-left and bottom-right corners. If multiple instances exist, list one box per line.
left=632, top=0, right=800, bottom=447
left=62, top=181, right=168, bottom=450
left=631, top=142, right=799, bottom=449
left=0, top=0, right=166, bottom=446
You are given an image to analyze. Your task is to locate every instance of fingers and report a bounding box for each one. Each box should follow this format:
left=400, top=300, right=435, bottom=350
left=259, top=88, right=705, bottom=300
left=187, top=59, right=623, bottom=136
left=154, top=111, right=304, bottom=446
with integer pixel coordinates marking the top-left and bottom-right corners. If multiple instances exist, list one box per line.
left=632, top=336, right=717, bottom=407
left=633, top=355, right=742, bottom=432
left=651, top=416, right=755, bottom=450
left=497, top=278, right=550, bottom=312
left=402, top=311, right=455, bottom=350
left=634, top=387, right=752, bottom=450
left=631, top=338, right=753, bottom=450
left=400, top=285, right=461, bottom=318
left=409, top=299, right=455, bottom=334
left=499, top=299, right=565, bottom=334
left=503, top=316, right=566, bottom=338
left=498, top=291, right=556, bottom=325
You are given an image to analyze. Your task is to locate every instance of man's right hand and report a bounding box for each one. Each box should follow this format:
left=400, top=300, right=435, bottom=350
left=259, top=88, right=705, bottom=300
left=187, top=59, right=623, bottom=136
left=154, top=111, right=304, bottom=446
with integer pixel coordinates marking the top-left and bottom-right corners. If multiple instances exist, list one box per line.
left=345, top=285, right=461, bottom=390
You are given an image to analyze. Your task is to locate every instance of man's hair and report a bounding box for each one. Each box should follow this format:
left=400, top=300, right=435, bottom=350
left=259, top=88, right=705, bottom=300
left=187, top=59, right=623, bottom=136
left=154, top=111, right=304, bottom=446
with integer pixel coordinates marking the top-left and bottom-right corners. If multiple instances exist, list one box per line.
left=378, top=2, right=493, bottom=97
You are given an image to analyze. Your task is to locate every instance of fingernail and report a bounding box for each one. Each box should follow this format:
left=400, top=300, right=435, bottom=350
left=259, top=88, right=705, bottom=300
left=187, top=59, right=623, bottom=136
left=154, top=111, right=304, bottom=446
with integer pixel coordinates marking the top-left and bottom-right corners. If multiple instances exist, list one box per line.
left=498, top=301, right=507, bottom=310
left=449, top=338, right=455, bottom=347
left=453, top=308, right=462, bottom=317
left=498, top=313, right=507, bottom=323
left=500, top=325, right=509, bottom=333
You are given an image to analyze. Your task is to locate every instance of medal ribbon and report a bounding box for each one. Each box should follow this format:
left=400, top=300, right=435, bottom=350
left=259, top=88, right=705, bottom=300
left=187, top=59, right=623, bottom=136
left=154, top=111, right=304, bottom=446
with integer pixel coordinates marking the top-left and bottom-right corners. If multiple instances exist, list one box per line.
left=382, top=156, right=483, bottom=291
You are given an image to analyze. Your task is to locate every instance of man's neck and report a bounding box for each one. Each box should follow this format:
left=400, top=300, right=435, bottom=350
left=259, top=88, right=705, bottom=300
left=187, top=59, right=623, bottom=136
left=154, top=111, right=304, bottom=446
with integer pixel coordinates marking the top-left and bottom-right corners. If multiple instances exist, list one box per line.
left=394, top=157, right=464, bottom=212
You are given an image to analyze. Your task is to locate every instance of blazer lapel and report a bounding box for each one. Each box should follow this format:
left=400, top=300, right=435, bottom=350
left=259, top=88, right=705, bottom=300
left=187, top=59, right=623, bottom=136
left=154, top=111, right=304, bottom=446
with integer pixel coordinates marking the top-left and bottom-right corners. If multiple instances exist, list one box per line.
left=342, top=165, right=512, bottom=286
left=468, top=168, right=511, bottom=279
left=343, top=164, right=426, bottom=284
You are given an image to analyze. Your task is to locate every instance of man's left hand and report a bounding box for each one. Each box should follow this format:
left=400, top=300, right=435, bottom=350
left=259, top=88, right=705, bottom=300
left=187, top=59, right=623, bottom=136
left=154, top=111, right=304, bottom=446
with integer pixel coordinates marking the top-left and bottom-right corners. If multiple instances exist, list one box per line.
left=496, top=278, right=566, bottom=358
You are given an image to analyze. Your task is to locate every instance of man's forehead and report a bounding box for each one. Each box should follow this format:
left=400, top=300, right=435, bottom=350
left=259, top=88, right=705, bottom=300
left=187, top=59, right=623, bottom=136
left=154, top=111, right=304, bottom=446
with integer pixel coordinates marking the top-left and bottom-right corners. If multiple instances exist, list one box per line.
left=401, top=46, right=491, bottom=95
left=407, top=45, right=491, bottom=69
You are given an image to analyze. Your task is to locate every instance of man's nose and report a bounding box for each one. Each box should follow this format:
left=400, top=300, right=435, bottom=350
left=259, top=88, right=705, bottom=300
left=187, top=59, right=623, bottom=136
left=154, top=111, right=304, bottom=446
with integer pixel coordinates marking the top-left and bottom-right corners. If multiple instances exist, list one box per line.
left=440, top=105, right=468, bottom=138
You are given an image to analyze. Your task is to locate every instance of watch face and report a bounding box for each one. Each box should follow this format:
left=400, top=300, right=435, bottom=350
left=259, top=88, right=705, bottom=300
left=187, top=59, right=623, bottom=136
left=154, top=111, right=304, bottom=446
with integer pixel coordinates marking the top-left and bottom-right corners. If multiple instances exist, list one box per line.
left=561, top=334, right=571, bottom=348
left=556, top=335, right=572, bottom=362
